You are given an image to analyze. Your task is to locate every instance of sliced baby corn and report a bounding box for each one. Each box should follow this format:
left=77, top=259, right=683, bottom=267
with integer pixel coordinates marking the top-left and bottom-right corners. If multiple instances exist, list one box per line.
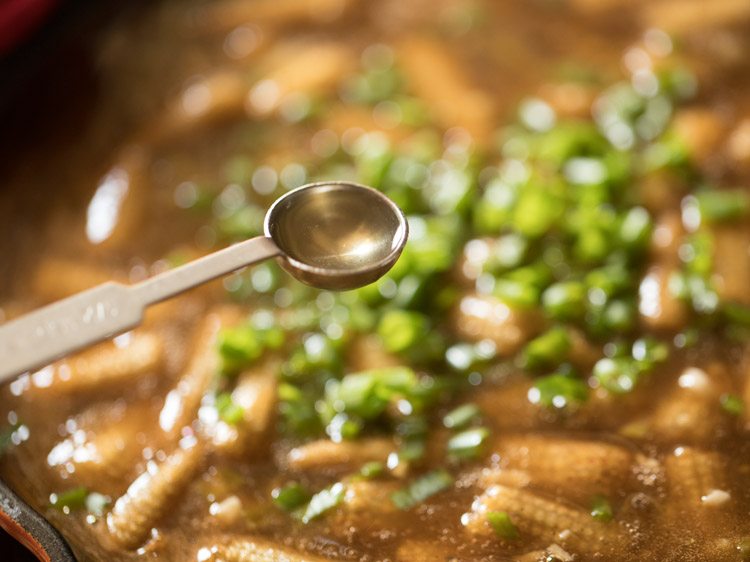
left=142, top=72, right=250, bottom=147
left=485, top=434, right=635, bottom=504
left=396, top=36, right=496, bottom=143
left=648, top=366, right=731, bottom=444
left=106, top=441, right=203, bottom=550
left=286, top=437, right=395, bottom=471
left=28, top=332, right=162, bottom=395
left=341, top=479, right=400, bottom=514
left=395, top=539, right=455, bottom=562
left=664, top=446, right=730, bottom=512
left=47, top=403, right=155, bottom=489
left=159, top=308, right=241, bottom=440
left=654, top=446, right=737, bottom=560
left=451, top=293, right=544, bottom=357
left=197, top=537, right=330, bottom=562
left=209, top=358, right=278, bottom=458
left=463, top=485, right=628, bottom=556
left=246, top=42, right=355, bottom=117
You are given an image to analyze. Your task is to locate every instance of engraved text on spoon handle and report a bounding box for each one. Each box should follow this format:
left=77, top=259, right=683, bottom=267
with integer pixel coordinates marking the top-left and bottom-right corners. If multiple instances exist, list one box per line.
left=0, top=283, right=143, bottom=382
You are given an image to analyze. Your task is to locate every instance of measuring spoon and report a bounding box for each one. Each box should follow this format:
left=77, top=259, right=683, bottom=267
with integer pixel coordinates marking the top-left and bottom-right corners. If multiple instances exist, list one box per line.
left=0, top=181, right=408, bottom=381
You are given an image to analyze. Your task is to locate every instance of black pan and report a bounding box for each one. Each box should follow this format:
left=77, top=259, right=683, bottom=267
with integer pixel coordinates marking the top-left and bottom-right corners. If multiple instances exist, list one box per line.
left=0, top=480, right=75, bottom=562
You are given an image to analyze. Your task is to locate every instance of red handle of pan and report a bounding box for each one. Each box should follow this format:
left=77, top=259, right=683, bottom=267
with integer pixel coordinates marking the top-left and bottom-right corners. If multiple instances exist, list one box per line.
left=0, top=0, right=60, bottom=56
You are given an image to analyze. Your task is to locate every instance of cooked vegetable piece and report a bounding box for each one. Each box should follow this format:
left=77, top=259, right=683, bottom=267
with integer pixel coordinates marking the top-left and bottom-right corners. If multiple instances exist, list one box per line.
left=287, top=438, right=394, bottom=470
left=647, top=366, right=731, bottom=443
left=695, top=190, right=750, bottom=223
left=30, top=333, right=163, bottom=396
left=521, top=327, right=571, bottom=370
left=0, top=423, right=21, bottom=456
left=198, top=537, right=331, bottom=562
left=590, top=495, right=613, bottom=522
left=442, top=403, right=481, bottom=429
left=397, top=36, right=495, bottom=142
left=377, top=310, right=429, bottom=354
left=272, top=482, right=311, bottom=511
left=530, top=374, right=589, bottom=408
left=485, top=434, right=635, bottom=504
left=107, top=444, right=203, bottom=549
left=50, top=487, right=88, bottom=513
left=216, top=393, right=244, bottom=425
left=391, top=470, right=454, bottom=510
left=447, top=427, right=490, bottom=459
left=301, top=482, right=345, bottom=523
left=160, top=310, right=241, bottom=438
left=463, top=485, right=628, bottom=554
left=719, top=393, right=744, bottom=416
left=542, top=282, right=586, bottom=321
left=487, top=511, right=519, bottom=540
left=358, top=461, right=385, bottom=479
left=219, top=324, right=284, bottom=375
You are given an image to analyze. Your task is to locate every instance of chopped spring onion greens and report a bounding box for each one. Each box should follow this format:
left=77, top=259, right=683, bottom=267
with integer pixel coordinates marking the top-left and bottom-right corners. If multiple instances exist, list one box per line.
left=301, top=483, right=346, bottom=523
left=218, top=325, right=284, bottom=375
left=595, top=298, right=637, bottom=333
left=377, top=309, right=430, bottom=354
left=50, top=487, right=108, bottom=516
left=359, top=461, right=385, bottom=479
left=593, top=357, right=641, bottom=394
left=720, top=394, right=744, bottom=417
left=618, top=206, right=652, bottom=251
left=391, top=469, right=454, bottom=510
left=585, top=264, right=632, bottom=298
left=395, top=417, right=428, bottom=462
left=683, top=232, right=714, bottom=277
left=325, top=366, right=418, bottom=420
left=278, top=383, right=321, bottom=437
left=273, top=482, right=312, bottom=512
left=594, top=339, right=668, bottom=394
left=216, top=393, right=244, bottom=425
left=694, top=189, right=750, bottom=223
left=486, top=233, right=528, bottom=271
left=442, top=403, right=481, bottom=429
left=737, top=537, right=750, bottom=560
left=530, top=374, right=588, bottom=409
left=326, top=413, right=364, bottom=441
left=0, top=423, right=21, bottom=455
left=486, top=511, right=519, bottom=540
left=85, top=493, right=111, bottom=517
left=521, top=327, right=571, bottom=370
left=631, top=338, right=669, bottom=367
left=398, top=437, right=427, bottom=462
left=447, top=427, right=490, bottom=459
left=512, top=186, right=563, bottom=238
left=282, top=333, right=343, bottom=381
left=494, top=278, right=540, bottom=309
left=724, top=302, right=750, bottom=328
left=445, top=343, right=494, bottom=372
left=50, top=487, right=88, bottom=512
left=542, top=281, right=587, bottom=321
left=590, top=495, right=614, bottom=522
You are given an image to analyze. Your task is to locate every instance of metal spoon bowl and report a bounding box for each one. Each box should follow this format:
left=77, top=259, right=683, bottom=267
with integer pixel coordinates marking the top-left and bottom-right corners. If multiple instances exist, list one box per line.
left=266, top=182, right=407, bottom=290
left=0, top=181, right=408, bottom=381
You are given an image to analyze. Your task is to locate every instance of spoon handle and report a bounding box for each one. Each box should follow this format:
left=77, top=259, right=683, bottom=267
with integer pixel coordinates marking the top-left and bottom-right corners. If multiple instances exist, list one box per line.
left=0, top=236, right=280, bottom=383
left=132, top=236, right=280, bottom=305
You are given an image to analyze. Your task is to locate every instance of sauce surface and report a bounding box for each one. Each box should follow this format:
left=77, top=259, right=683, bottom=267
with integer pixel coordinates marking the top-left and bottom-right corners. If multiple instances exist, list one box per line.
left=2, top=1, right=750, bottom=561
